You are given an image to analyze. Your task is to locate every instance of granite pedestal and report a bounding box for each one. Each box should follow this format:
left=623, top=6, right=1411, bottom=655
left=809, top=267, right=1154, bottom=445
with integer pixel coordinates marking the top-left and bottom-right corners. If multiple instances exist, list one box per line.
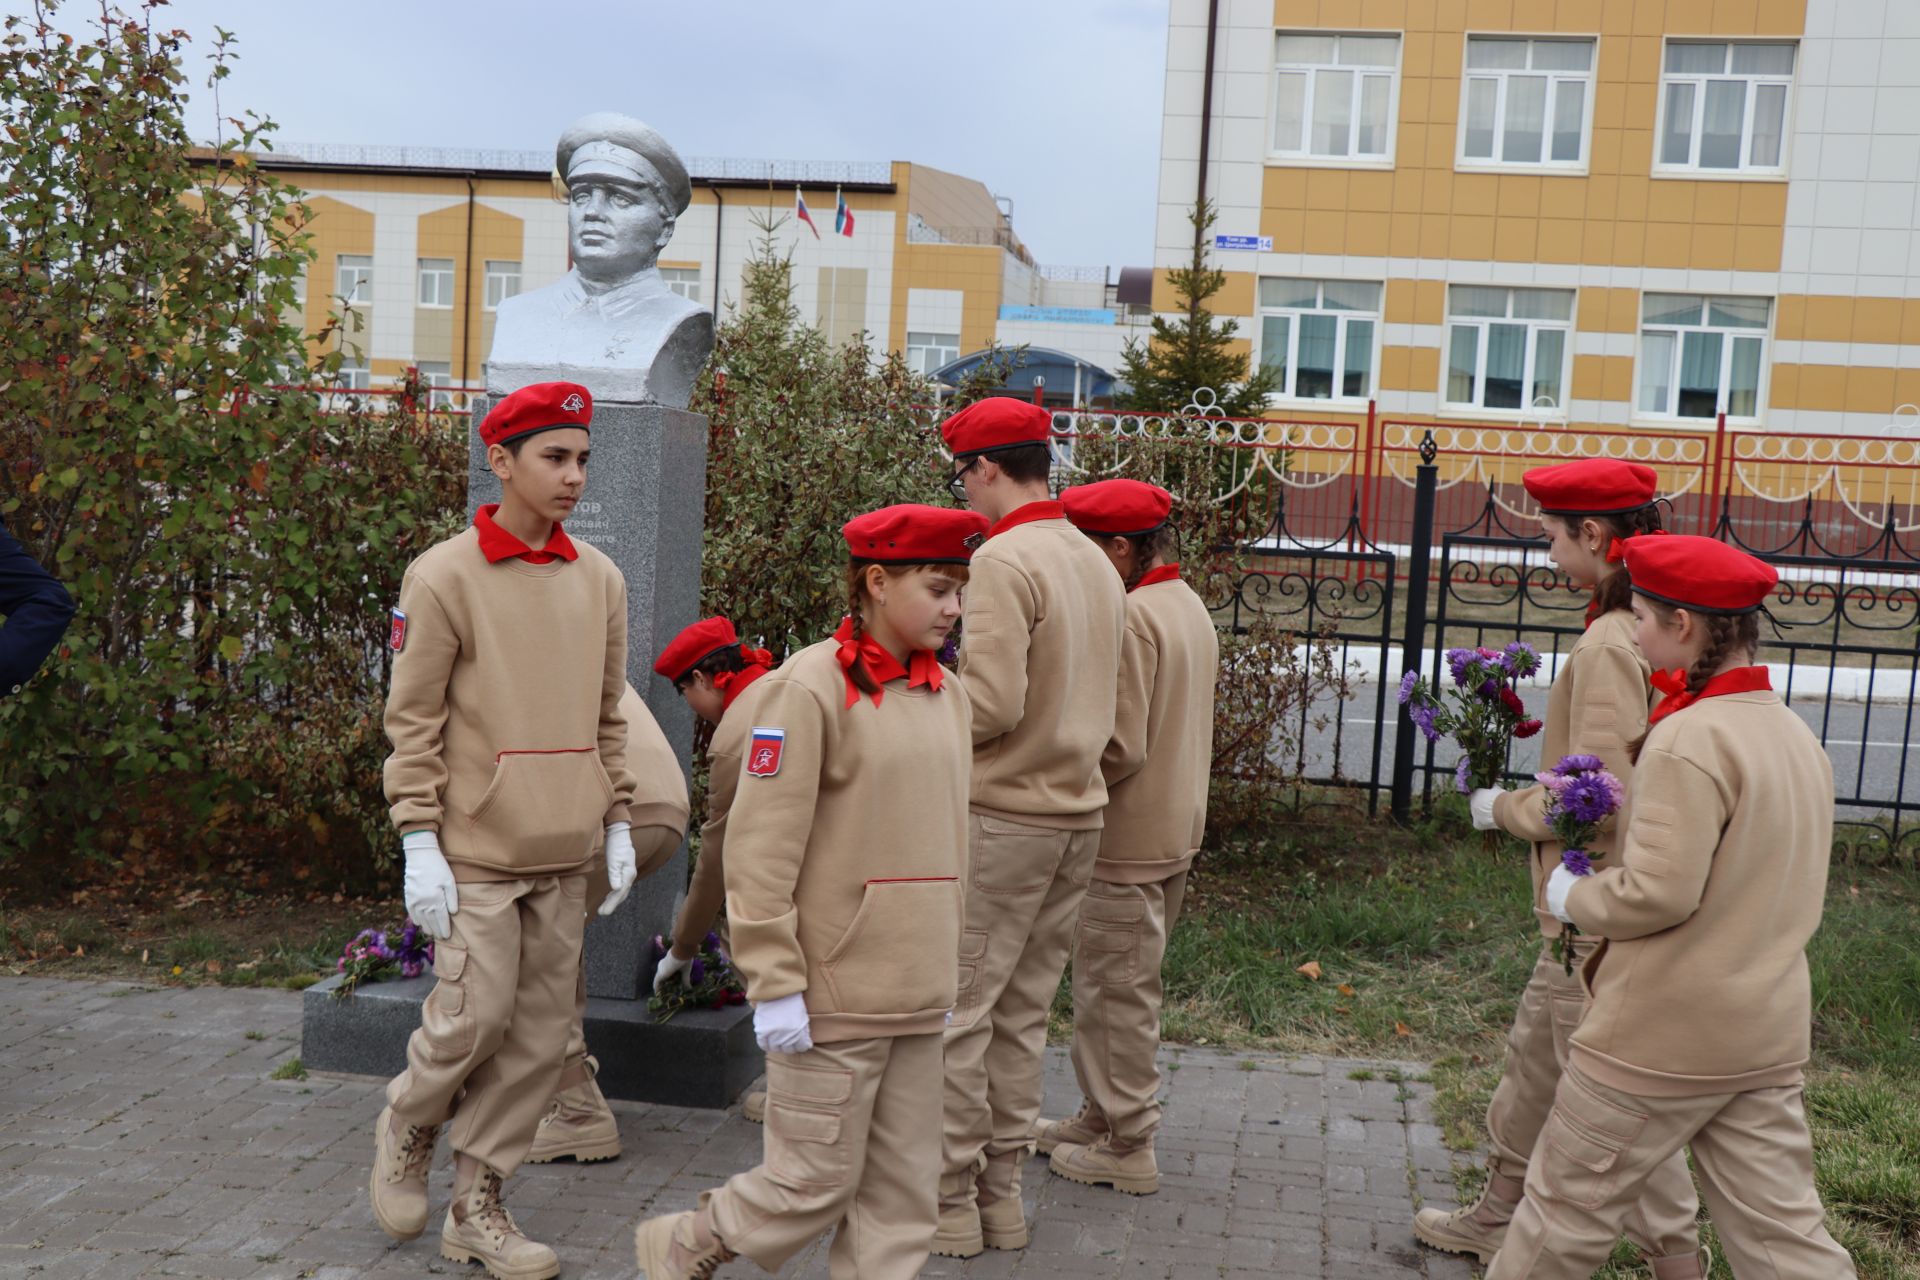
left=301, top=398, right=762, bottom=1105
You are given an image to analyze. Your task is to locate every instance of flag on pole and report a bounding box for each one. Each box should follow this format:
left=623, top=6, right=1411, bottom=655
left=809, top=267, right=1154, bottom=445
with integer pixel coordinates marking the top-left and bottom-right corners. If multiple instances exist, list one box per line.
left=795, top=186, right=820, bottom=239
left=834, top=187, right=855, bottom=237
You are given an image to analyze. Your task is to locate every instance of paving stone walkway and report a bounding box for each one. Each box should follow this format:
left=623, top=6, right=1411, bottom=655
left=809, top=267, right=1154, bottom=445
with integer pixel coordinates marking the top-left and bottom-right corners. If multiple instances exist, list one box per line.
left=0, top=977, right=1477, bottom=1279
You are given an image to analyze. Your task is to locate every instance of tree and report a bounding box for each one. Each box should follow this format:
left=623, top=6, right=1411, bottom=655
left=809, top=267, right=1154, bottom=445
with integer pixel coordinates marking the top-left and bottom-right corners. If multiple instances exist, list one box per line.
left=692, top=214, right=949, bottom=656
left=0, top=2, right=465, bottom=888
left=1115, top=200, right=1279, bottom=417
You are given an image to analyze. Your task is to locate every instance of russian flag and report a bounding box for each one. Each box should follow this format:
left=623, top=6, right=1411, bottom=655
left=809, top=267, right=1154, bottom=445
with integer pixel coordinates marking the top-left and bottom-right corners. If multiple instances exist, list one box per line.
left=795, top=186, right=820, bottom=239
left=834, top=187, right=855, bottom=238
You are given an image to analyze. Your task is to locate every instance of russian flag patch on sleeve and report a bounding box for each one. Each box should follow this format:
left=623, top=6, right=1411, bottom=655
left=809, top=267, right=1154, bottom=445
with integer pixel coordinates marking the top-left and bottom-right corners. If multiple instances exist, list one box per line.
left=389, top=607, right=408, bottom=652
left=746, top=727, right=785, bottom=777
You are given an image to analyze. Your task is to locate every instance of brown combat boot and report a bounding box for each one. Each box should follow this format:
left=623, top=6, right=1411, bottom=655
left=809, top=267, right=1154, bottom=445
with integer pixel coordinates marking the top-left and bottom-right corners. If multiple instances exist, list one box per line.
left=1033, top=1100, right=1108, bottom=1155
left=526, top=1055, right=621, bottom=1164
left=1411, top=1169, right=1523, bottom=1265
left=1646, top=1245, right=1713, bottom=1279
left=931, top=1163, right=983, bottom=1258
left=976, top=1149, right=1030, bottom=1250
left=740, top=1089, right=766, bottom=1124
left=633, top=1204, right=735, bottom=1280
left=1050, top=1135, right=1159, bottom=1195
left=369, top=1105, right=437, bottom=1241
left=439, top=1168, right=558, bottom=1280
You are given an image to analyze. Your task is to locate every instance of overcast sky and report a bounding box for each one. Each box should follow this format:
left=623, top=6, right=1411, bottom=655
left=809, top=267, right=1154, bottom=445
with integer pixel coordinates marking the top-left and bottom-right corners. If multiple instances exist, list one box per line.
left=131, top=0, right=1170, bottom=271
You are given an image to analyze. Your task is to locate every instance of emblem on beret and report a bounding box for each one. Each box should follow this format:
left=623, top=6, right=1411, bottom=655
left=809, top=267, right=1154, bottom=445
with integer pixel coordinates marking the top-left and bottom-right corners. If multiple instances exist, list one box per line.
left=562, top=393, right=585, bottom=413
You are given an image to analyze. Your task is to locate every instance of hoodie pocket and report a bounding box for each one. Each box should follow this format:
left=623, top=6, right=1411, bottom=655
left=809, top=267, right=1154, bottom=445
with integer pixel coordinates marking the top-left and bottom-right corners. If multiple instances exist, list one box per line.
left=820, top=877, right=961, bottom=1017
left=466, top=748, right=611, bottom=871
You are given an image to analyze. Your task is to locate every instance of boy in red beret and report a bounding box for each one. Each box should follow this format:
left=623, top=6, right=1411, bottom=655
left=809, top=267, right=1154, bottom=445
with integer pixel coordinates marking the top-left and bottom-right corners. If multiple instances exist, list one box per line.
left=528, top=679, right=690, bottom=1166
left=1488, top=536, right=1855, bottom=1279
left=1417, top=459, right=1704, bottom=1275
left=1034, top=480, right=1218, bottom=1196
left=634, top=504, right=986, bottom=1280
left=371, top=380, right=637, bottom=1279
left=647, top=616, right=779, bottom=1123
left=934, top=398, right=1126, bottom=1257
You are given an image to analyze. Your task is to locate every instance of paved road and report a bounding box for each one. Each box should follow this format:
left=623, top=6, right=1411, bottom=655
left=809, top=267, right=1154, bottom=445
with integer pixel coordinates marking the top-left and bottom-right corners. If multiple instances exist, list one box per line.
left=1299, top=683, right=1920, bottom=825
left=0, top=977, right=1476, bottom=1280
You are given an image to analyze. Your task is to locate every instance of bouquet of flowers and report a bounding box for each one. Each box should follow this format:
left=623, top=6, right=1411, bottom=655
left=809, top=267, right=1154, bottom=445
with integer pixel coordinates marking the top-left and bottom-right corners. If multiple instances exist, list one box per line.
left=648, top=932, right=749, bottom=1023
left=1398, top=644, right=1544, bottom=825
left=333, top=921, right=434, bottom=999
left=1537, top=753, right=1627, bottom=973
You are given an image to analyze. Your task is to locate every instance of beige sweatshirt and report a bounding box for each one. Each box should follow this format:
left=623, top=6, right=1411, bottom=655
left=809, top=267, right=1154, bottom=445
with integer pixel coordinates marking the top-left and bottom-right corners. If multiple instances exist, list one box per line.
left=960, top=506, right=1125, bottom=829
left=672, top=672, right=776, bottom=954
left=1095, top=574, right=1220, bottom=882
left=722, top=639, right=972, bottom=1042
left=1567, top=688, right=1834, bottom=1097
left=1492, top=608, right=1652, bottom=937
left=382, top=525, right=636, bottom=880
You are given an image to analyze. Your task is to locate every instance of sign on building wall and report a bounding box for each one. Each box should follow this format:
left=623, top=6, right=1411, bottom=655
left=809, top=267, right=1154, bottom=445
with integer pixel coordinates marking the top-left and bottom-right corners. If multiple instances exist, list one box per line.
left=997, top=305, right=1116, bottom=325
left=1214, top=234, right=1273, bottom=252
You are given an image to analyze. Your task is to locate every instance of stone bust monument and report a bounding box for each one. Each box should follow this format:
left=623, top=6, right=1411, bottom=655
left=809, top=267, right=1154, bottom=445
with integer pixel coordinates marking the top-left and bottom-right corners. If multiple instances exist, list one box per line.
left=486, top=113, right=716, bottom=408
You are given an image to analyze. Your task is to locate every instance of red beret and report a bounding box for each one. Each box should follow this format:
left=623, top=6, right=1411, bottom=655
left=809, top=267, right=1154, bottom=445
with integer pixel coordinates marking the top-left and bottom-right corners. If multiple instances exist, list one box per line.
left=940, top=397, right=1053, bottom=458
left=480, top=381, right=593, bottom=450
left=1624, top=535, right=1777, bottom=615
left=1522, top=459, right=1658, bottom=516
left=653, top=616, right=739, bottom=683
left=843, top=504, right=990, bottom=565
left=1060, top=479, right=1173, bottom=536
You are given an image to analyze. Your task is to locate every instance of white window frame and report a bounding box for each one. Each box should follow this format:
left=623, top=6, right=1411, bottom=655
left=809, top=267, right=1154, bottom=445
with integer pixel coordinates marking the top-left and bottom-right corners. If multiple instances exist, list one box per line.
left=416, top=258, right=454, bottom=309
left=414, top=360, right=456, bottom=410
left=906, top=330, right=961, bottom=377
left=1455, top=35, right=1598, bottom=174
left=1652, top=40, right=1796, bottom=180
left=1268, top=31, right=1403, bottom=170
left=1255, top=278, right=1383, bottom=405
left=1441, top=286, right=1575, bottom=419
left=1634, top=294, right=1772, bottom=425
left=659, top=267, right=702, bottom=302
left=483, top=260, right=522, bottom=311
left=335, top=254, right=372, bottom=307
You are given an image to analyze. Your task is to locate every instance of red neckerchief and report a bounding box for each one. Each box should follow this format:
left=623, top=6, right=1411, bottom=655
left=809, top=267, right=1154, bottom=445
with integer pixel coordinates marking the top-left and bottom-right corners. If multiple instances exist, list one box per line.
left=714, top=652, right=773, bottom=712
left=1132, top=563, right=1182, bottom=593
left=1647, top=664, right=1771, bottom=728
left=988, top=499, right=1065, bottom=540
left=832, top=616, right=944, bottom=708
left=474, top=503, right=578, bottom=565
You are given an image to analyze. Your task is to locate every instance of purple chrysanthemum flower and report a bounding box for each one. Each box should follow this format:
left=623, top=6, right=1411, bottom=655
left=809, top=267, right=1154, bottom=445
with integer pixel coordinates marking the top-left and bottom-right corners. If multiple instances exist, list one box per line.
left=1447, top=649, right=1475, bottom=685
left=1407, top=700, right=1441, bottom=743
left=1504, top=641, right=1541, bottom=678
left=689, top=958, right=706, bottom=985
left=1561, top=848, right=1593, bottom=876
left=1397, top=669, right=1420, bottom=706
left=1455, top=757, right=1472, bottom=794
left=1559, top=776, right=1617, bottom=825
left=1555, top=754, right=1606, bottom=775
left=704, top=931, right=722, bottom=953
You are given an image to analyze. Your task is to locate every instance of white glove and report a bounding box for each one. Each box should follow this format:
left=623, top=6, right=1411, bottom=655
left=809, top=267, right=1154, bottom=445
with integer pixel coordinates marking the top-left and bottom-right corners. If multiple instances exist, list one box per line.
left=1469, top=787, right=1505, bottom=831
left=599, top=822, right=636, bottom=917
left=1546, top=864, right=1581, bottom=924
left=752, top=992, right=813, bottom=1055
left=653, top=948, right=692, bottom=993
left=401, top=830, right=459, bottom=941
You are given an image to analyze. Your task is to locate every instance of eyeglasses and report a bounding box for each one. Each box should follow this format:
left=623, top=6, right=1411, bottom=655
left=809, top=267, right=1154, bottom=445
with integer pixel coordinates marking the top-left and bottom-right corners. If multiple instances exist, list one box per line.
left=946, top=457, right=979, bottom=503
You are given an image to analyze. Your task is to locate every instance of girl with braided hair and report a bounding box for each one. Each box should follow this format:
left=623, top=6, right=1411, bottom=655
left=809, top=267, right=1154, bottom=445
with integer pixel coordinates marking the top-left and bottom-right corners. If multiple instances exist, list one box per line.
left=1489, top=535, right=1855, bottom=1279
left=635, top=503, right=988, bottom=1280
left=1420, top=459, right=1705, bottom=1276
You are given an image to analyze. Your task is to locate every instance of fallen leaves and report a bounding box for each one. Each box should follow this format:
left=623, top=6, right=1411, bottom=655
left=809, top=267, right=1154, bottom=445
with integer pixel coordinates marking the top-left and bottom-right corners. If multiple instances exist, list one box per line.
left=1395, top=1021, right=1414, bottom=1038
left=1295, top=960, right=1323, bottom=981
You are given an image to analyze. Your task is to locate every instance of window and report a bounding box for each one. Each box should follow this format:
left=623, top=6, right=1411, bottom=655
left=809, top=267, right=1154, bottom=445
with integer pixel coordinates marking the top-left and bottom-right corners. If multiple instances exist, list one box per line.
left=335, top=254, right=372, bottom=306
left=1256, top=278, right=1381, bottom=401
left=335, top=356, right=371, bottom=391
left=1444, top=287, right=1574, bottom=414
left=484, top=260, right=521, bottom=311
left=1459, top=37, right=1595, bottom=169
left=661, top=267, right=701, bottom=302
left=1656, top=42, right=1795, bottom=175
left=417, top=258, right=454, bottom=308
left=1271, top=33, right=1400, bottom=164
left=415, top=360, right=456, bottom=410
left=1637, top=294, right=1770, bottom=420
left=907, top=331, right=960, bottom=376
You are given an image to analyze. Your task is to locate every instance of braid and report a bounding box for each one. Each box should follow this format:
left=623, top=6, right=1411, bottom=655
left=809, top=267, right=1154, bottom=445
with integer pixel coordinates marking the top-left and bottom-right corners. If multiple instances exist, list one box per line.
left=1589, top=505, right=1666, bottom=618
left=844, top=562, right=882, bottom=697
left=1687, top=615, right=1736, bottom=695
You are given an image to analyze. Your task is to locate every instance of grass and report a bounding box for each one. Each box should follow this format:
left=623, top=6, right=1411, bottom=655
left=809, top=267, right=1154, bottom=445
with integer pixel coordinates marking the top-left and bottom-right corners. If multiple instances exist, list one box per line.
left=269, top=1057, right=307, bottom=1082
left=1060, top=799, right=1920, bottom=1279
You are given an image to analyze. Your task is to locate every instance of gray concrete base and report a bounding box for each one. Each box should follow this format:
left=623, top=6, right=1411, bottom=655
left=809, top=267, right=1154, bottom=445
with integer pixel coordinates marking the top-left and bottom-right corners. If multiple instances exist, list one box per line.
left=300, top=975, right=759, bottom=1109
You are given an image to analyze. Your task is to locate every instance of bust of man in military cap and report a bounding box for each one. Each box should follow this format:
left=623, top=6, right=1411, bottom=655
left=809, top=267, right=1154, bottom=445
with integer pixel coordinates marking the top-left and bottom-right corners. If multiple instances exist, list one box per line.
left=486, top=112, right=715, bottom=409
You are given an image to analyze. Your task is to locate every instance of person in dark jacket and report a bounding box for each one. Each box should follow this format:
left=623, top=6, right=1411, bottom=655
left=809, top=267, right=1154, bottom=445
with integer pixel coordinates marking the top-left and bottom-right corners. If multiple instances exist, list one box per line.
left=0, top=519, right=75, bottom=696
